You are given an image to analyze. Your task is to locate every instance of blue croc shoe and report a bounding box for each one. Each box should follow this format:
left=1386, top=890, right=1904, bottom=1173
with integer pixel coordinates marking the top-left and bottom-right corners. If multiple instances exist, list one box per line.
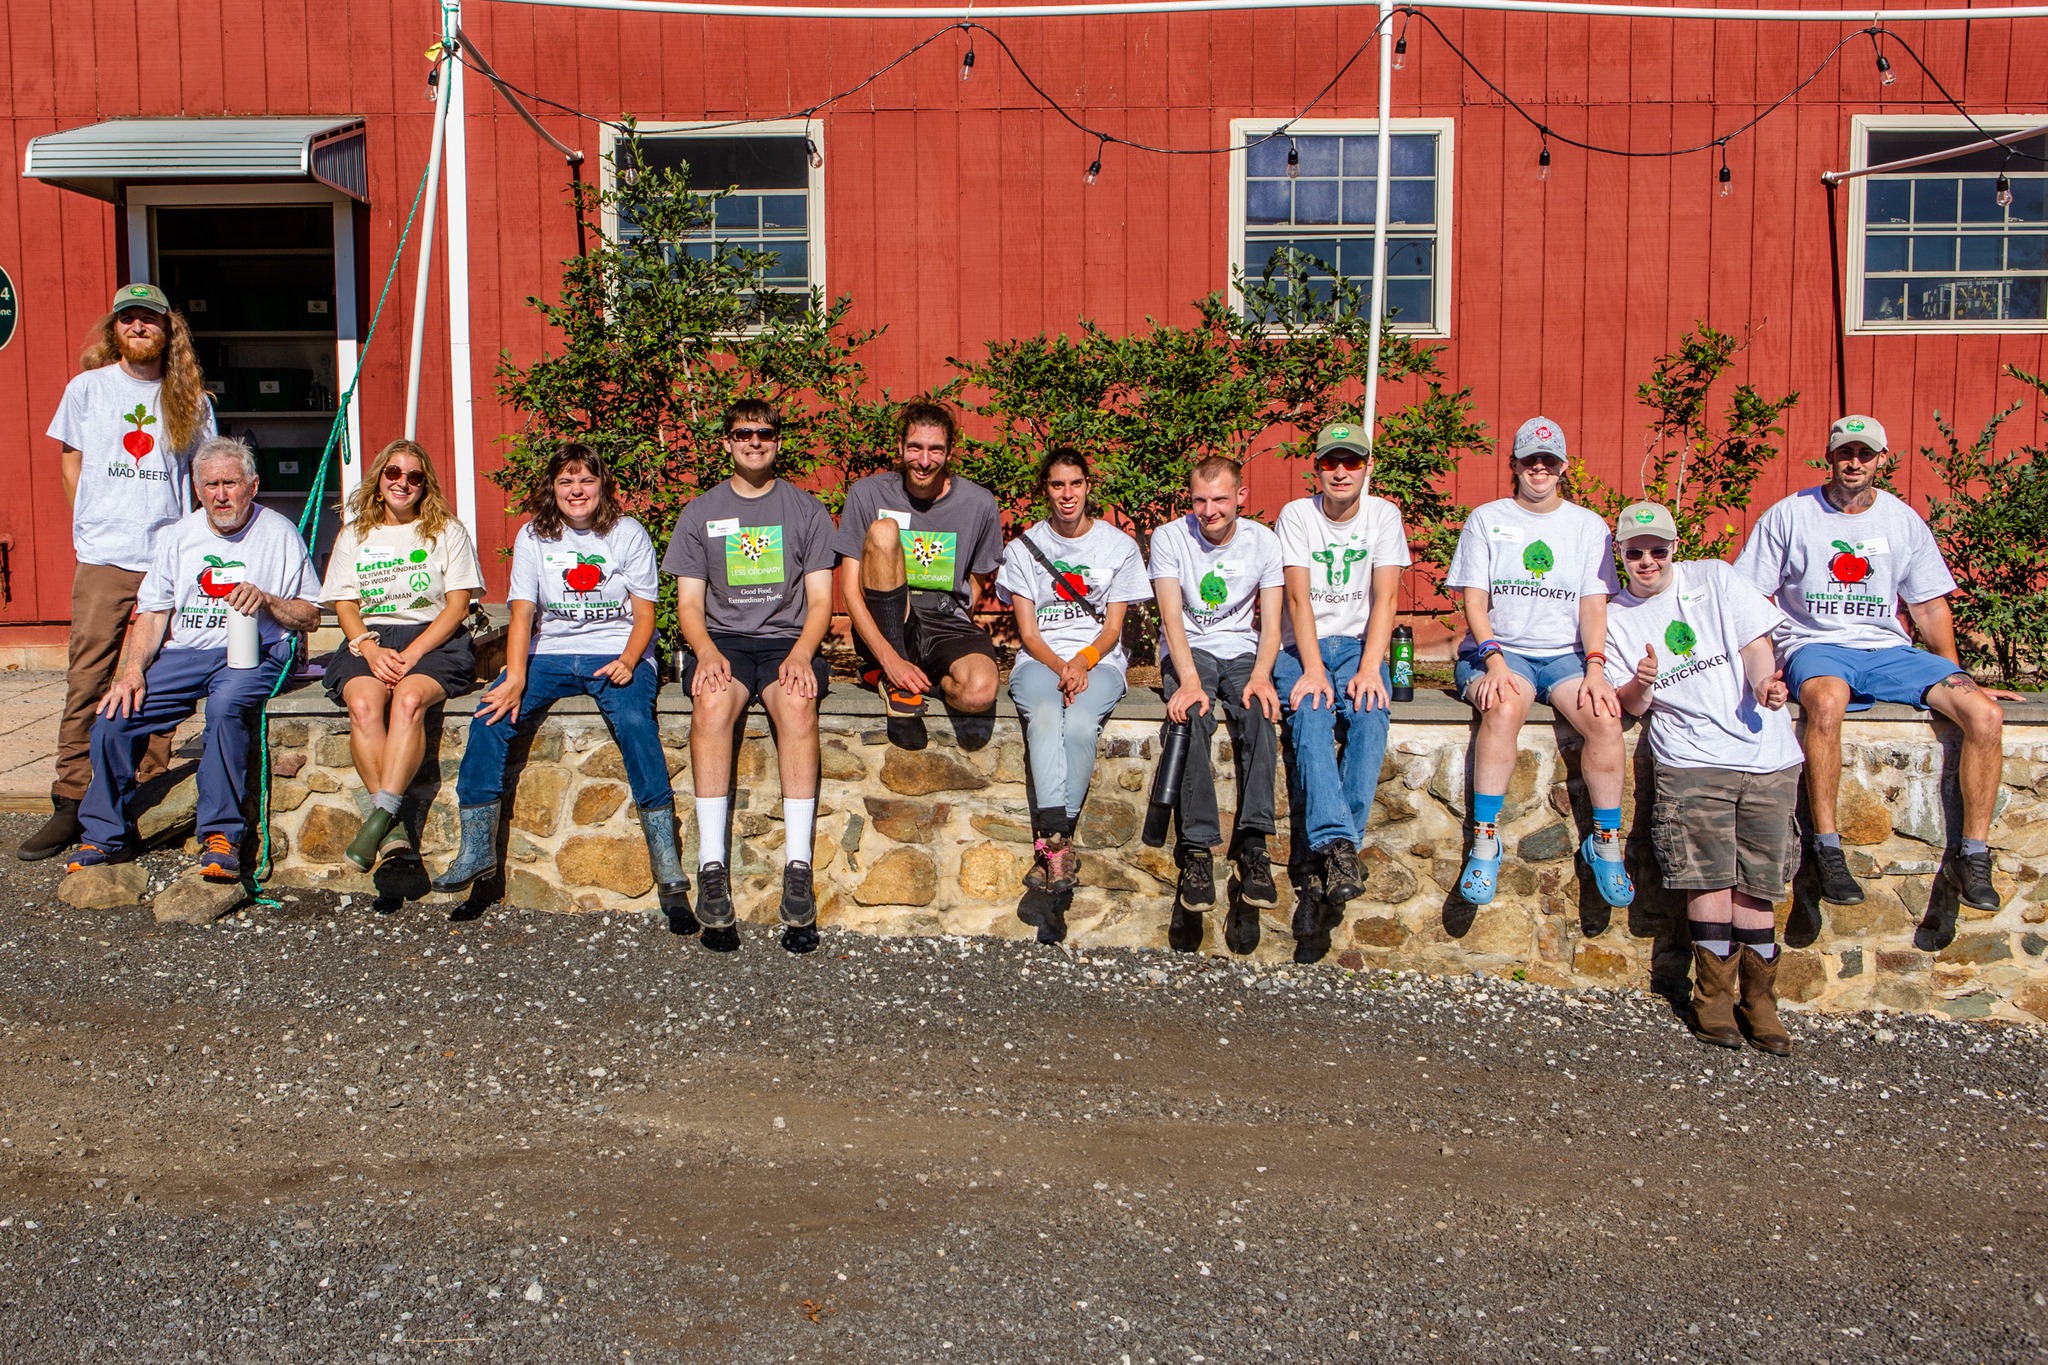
left=1458, top=846, right=1502, bottom=904
left=1581, top=832, right=1635, bottom=908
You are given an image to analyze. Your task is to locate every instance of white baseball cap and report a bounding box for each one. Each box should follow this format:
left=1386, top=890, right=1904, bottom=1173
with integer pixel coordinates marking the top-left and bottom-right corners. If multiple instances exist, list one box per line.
left=1513, top=416, right=1568, bottom=461
left=1827, top=414, right=1888, bottom=453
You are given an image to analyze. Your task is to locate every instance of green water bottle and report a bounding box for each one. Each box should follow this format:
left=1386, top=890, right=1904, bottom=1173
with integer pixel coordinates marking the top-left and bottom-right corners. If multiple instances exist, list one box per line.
left=1390, top=624, right=1415, bottom=702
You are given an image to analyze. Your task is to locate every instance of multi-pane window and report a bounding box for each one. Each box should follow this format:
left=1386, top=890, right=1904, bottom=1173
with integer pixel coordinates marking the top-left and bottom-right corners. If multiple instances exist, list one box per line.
left=1232, top=119, right=1453, bottom=334
left=624, top=127, right=822, bottom=302
left=1853, top=120, right=2048, bottom=330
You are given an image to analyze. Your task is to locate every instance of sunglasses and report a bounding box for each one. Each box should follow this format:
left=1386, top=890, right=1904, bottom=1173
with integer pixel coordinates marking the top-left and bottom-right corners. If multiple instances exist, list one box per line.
left=727, top=426, right=781, bottom=442
left=1317, top=453, right=1366, bottom=471
left=1623, top=545, right=1673, bottom=562
left=1514, top=455, right=1565, bottom=472
left=381, top=467, right=426, bottom=489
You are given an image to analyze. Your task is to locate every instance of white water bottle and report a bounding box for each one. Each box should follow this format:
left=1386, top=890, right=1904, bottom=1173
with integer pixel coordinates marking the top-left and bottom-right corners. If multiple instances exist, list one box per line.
left=226, top=606, right=260, bottom=669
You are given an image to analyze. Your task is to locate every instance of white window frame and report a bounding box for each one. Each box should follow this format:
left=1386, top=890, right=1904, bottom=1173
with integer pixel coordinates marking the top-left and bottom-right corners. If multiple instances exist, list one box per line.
left=601, top=119, right=827, bottom=303
left=1227, top=116, right=1455, bottom=338
left=1845, top=112, right=2048, bottom=335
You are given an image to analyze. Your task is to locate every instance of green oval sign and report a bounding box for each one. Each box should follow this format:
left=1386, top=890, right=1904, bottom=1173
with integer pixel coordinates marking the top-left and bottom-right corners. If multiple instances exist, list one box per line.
left=0, top=266, right=15, bottom=352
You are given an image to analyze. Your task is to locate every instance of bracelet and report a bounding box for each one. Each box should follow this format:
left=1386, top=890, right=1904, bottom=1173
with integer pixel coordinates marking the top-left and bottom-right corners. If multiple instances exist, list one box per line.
left=1583, top=651, right=1607, bottom=668
left=1473, top=640, right=1503, bottom=662
left=346, top=630, right=378, bottom=657
left=1079, top=645, right=1101, bottom=668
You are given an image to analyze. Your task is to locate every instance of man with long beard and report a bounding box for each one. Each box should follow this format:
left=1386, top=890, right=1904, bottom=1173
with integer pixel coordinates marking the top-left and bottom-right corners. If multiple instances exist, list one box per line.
left=17, top=284, right=216, bottom=862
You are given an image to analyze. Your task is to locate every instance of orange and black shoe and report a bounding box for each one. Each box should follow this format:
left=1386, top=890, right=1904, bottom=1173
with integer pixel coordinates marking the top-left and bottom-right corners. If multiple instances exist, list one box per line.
left=65, top=843, right=113, bottom=874
left=196, top=833, right=242, bottom=882
left=882, top=684, right=928, bottom=719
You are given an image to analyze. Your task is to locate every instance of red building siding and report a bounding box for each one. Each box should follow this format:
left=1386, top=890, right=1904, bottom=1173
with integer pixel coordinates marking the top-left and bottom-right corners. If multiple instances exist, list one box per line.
left=2, top=0, right=2045, bottom=627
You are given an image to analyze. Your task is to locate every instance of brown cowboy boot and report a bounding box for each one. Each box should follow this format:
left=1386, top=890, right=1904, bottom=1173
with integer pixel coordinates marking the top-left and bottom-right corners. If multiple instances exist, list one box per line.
left=1689, top=945, right=1742, bottom=1049
left=1736, top=946, right=1793, bottom=1057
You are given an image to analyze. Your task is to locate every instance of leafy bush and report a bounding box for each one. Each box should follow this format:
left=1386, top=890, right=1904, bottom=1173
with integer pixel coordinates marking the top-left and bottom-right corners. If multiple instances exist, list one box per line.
left=1919, top=367, right=2048, bottom=686
left=1574, top=321, right=1799, bottom=560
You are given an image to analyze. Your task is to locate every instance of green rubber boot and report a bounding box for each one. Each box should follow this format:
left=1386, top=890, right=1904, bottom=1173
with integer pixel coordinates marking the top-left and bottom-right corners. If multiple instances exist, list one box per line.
left=344, top=808, right=396, bottom=873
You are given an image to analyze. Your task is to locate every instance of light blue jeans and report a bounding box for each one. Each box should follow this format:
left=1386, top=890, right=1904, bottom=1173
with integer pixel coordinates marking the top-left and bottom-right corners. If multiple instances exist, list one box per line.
left=1008, top=655, right=1127, bottom=836
left=1273, top=636, right=1392, bottom=853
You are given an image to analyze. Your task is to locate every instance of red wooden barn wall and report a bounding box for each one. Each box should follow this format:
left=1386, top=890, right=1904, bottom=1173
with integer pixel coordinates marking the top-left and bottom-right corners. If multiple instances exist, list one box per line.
left=2, top=0, right=2045, bottom=626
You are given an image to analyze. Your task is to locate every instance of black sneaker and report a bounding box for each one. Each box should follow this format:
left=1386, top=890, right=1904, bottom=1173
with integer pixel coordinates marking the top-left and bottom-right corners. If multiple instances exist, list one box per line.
left=1177, top=849, right=1215, bottom=909
left=780, top=861, right=818, bottom=927
left=1943, top=848, right=2001, bottom=913
left=696, top=862, right=736, bottom=929
left=1321, top=839, right=1364, bottom=905
left=1808, top=842, right=1865, bottom=906
left=781, top=924, right=820, bottom=954
left=1236, top=845, right=1279, bottom=909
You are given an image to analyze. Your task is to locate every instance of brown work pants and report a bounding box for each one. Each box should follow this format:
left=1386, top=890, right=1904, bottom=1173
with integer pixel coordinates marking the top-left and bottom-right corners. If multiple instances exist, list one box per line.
left=56, top=564, right=172, bottom=801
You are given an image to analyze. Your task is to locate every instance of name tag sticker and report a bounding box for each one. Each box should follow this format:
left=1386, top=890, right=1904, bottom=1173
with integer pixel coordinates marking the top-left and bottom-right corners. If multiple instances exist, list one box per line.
left=1855, top=536, right=1891, bottom=556
left=1679, top=589, right=1710, bottom=608
left=880, top=508, right=912, bottom=530
left=207, top=562, right=244, bottom=588
left=1488, top=524, right=1524, bottom=543
left=541, top=550, right=580, bottom=579
left=705, top=518, right=739, bottom=539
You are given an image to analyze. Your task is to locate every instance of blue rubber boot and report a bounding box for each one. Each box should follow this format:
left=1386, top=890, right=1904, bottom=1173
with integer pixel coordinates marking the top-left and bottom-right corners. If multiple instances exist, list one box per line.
left=1581, top=831, right=1636, bottom=908
left=639, top=808, right=695, bottom=931
left=431, top=803, right=500, bottom=893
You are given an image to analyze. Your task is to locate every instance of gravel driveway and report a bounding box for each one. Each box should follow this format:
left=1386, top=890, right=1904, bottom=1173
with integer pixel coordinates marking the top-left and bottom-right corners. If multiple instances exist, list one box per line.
left=1, top=814, right=2043, bottom=1363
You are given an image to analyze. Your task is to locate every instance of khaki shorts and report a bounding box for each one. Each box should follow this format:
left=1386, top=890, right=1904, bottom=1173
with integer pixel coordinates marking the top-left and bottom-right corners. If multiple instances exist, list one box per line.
left=1649, top=762, right=1804, bottom=901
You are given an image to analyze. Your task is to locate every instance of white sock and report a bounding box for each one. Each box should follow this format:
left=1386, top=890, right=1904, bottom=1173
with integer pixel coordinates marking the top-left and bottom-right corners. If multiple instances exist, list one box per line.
left=1471, top=822, right=1501, bottom=859
left=695, top=796, right=729, bottom=869
left=783, top=798, right=817, bottom=867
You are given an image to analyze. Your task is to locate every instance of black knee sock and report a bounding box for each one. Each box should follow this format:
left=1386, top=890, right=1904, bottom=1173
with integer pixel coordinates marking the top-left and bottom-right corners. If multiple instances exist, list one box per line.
left=1032, top=807, right=1074, bottom=840
left=1689, top=920, right=1735, bottom=958
left=1733, top=923, right=1778, bottom=960
left=865, top=585, right=911, bottom=668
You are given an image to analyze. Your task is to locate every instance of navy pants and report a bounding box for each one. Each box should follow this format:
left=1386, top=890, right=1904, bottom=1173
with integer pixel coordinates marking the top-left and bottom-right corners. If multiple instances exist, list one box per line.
left=80, top=641, right=291, bottom=853
left=456, top=655, right=673, bottom=812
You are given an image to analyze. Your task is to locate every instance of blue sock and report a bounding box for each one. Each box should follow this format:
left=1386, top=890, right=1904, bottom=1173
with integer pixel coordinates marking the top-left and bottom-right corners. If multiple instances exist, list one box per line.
left=1589, top=806, right=1624, bottom=859
left=1814, top=831, right=1841, bottom=849
left=1472, top=793, right=1505, bottom=827
left=1593, top=806, right=1621, bottom=831
left=1961, top=837, right=1989, bottom=857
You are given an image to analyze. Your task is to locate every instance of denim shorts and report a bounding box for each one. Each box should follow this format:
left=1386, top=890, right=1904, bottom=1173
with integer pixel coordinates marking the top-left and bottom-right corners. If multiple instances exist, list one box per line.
left=1454, top=645, right=1586, bottom=706
left=1782, top=643, right=1966, bottom=712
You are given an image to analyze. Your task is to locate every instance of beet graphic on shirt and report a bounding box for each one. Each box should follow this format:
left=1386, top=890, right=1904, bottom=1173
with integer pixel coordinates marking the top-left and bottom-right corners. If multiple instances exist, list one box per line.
left=122, top=404, right=157, bottom=461
left=1051, top=561, right=1090, bottom=602
left=1522, top=540, right=1555, bottom=579
left=196, top=555, right=244, bottom=599
left=1828, top=540, right=1871, bottom=584
left=564, top=553, right=606, bottom=593
left=1664, top=619, right=1698, bottom=660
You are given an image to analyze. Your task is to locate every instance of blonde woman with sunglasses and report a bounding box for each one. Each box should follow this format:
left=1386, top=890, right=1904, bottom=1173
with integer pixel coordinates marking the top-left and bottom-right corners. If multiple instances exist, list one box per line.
left=318, top=439, right=484, bottom=872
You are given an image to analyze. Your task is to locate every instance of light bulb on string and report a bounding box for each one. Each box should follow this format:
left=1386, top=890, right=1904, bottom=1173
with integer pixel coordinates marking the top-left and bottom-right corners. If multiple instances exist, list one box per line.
left=1538, top=145, right=1551, bottom=182
left=806, top=137, right=823, bottom=170
left=424, top=64, right=440, bottom=104
left=1393, top=33, right=1407, bottom=70
left=1997, top=172, right=2015, bottom=209
left=960, top=46, right=976, bottom=80
left=1875, top=52, right=1896, bottom=86
left=1287, top=140, right=1301, bottom=179
left=1085, top=136, right=1106, bottom=187
left=1718, top=162, right=1733, bottom=198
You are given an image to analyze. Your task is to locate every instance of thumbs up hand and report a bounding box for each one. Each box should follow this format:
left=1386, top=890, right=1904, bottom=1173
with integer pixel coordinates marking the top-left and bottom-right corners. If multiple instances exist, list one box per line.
left=1634, top=644, right=1659, bottom=687
left=1760, top=669, right=1789, bottom=710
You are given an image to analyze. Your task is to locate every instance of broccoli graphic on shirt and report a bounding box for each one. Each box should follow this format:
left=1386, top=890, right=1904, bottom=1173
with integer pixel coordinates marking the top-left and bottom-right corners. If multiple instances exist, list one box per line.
left=1522, top=540, right=1555, bottom=580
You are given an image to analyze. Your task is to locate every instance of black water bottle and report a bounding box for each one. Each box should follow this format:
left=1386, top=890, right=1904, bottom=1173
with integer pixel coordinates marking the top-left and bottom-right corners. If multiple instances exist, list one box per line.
left=1142, top=721, right=1192, bottom=848
left=1390, top=624, right=1415, bottom=703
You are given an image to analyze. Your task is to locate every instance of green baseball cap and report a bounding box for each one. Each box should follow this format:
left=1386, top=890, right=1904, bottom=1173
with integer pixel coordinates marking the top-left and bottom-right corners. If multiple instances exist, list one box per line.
left=1314, top=421, right=1370, bottom=459
left=1616, top=501, right=1678, bottom=542
left=112, top=283, right=171, bottom=316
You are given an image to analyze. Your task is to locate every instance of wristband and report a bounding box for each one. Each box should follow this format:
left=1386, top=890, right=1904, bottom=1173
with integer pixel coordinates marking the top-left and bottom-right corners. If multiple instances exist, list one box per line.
left=346, top=630, right=378, bottom=657
left=1473, top=640, right=1503, bottom=663
left=1079, top=645, right=1101, bottom=668
left=1583, top=651, right=1607, bottom=669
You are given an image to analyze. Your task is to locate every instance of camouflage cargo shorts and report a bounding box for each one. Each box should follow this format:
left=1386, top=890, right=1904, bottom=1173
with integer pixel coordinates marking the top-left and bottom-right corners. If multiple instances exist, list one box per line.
left=1648, top=762, right=1804, bottom=901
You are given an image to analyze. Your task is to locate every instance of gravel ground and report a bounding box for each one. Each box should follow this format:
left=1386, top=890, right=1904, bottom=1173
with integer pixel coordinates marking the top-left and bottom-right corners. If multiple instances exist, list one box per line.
left=1, top=813, right=2045, bottom=1364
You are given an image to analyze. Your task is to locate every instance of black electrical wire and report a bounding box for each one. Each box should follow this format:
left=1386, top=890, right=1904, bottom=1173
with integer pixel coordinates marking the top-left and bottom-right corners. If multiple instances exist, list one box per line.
left=1876, top=29, right=2048, bottom=163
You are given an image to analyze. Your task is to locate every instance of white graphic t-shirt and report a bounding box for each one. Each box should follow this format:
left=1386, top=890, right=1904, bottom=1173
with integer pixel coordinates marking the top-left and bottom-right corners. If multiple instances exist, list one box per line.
left=1275, top=494, right=1411, bottom=649
left=1445, top=499, right=1620, bottom=655
left=137, top=506, right=319, bottom=652
left=1732, top=487, right=1958, bottom=657
left=320, top=517, right=485, bottom=626
left=50, top=364, right=217, bottom=572
left=1602, top=559, right=1802, bottom=774
left=1146, top=515, right=1286, bottom=662
left=506, top=517, right=660, bottom=662
left=995, top=519, right=1153, bottom=671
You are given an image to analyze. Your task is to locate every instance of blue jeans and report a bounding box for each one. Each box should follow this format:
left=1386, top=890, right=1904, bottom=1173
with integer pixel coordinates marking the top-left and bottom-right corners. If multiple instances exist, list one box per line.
left=456, top=656, right=672, bottom=811
left=80, top=641, right=293, bottom=852
left=1008, top=655, right=1126, bottom=834
left=1273, top=637, right=1391, bottom=853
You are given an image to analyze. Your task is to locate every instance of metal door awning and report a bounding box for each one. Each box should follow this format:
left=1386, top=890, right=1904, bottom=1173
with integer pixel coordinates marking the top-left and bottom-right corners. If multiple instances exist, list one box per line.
left=23, top=118, right=368, bottom=203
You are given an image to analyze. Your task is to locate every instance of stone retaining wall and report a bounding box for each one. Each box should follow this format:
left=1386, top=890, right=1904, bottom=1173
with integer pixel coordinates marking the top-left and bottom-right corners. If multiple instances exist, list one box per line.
left=260, top=689, right=2048, bottom=1025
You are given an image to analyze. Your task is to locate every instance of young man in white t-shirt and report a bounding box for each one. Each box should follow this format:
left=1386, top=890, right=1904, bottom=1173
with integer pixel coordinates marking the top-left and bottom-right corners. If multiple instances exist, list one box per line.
left=1607, top=502, right=1801, bottom=1056
left=1149, top=456, right=1284, bottom=953
left=1273, top=421, right=1411, bottom=938
left=67, top=439, right=320, bottom=884
left=1735, top=415, right=2018, bottom=917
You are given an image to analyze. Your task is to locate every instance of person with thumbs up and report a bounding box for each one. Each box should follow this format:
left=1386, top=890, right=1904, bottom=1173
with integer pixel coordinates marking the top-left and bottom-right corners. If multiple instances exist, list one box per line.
left=1604, top=502, right=1803, bottom=1056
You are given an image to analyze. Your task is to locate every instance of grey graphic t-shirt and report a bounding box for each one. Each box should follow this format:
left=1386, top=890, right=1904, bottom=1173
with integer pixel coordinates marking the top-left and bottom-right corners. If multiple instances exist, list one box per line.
left=662, top=478, right=836, bottom=638
left=829, top=471, right=1004, bottom=621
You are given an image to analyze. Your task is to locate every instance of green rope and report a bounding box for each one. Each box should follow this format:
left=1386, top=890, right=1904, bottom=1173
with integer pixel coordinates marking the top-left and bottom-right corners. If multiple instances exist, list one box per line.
left=247, top=153, right=438, bottom=907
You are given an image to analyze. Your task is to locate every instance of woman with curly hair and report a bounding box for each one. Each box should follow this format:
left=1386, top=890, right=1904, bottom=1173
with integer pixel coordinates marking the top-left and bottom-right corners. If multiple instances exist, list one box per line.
left=19, top=284, right=217, bottom=864
left=318, top=439, right=485, bottom=871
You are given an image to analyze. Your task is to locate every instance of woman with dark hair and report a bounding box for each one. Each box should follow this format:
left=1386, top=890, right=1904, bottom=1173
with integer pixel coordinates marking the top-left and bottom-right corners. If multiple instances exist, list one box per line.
left=995, top=449, right=1152, bottom=893
left=318, top=439, right=484, bottom=870
left=432, top=445, right=687, bottom=918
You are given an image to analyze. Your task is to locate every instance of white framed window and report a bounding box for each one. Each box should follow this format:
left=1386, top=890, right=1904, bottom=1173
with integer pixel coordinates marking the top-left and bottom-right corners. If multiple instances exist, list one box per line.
left=1847, top=114, right=2048, bottom=333
left=1228, top=117, right=1454, bottom=337
left=604, top=120, right=826, bottom=303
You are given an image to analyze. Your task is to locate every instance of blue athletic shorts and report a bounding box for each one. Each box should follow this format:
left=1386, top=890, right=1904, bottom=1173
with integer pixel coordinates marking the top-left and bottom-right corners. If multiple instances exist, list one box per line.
left=1454, top=645, right=1586, bottom=706
left=1781, top=642, right=1964, bottom=711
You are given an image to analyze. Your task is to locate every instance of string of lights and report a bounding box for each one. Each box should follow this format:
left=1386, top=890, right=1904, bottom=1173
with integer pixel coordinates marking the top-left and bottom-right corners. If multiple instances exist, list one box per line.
left=448, top=12, right=2041, bottom=191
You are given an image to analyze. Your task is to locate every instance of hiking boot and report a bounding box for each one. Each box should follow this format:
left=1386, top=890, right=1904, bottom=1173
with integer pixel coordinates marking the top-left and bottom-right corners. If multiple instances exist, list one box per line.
left=1025, top=840, right=1054, bottom=892
left=1808, top=842, right=1864, bottom=906
left=780, top=861, right=818, bottom=927
left=1321, top=839, right=1363, bottom=905
left=1176, top=848, right=1215, bottom=909
left=1236, top=844, right=1278, bottom=909
left=1942, top=848, right=2001, bottom=914
left=696, top=863, right=735, bottom=930
left=1044, top=840, right=1080, bottom=894
left=197, top=833, right=242, bottom=882
left=431, top=803, right=500, bottom=893
left=1736, top=947, right=1792, bottom=1057
left=17, top=796, right=82, bottom=862
left=1688, top=946, right=1743, bottom=1050
left=344, top=808, right=395, bottom=873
